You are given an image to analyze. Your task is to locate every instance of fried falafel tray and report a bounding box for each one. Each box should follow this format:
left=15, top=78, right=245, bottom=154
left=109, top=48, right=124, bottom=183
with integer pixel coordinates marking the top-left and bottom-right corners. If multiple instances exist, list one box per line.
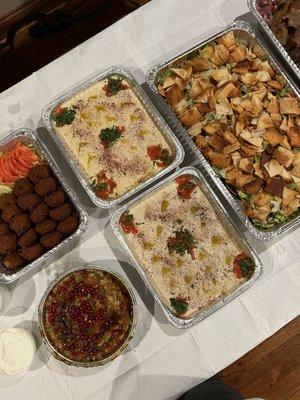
left=0, top=140, right=79, bottom=272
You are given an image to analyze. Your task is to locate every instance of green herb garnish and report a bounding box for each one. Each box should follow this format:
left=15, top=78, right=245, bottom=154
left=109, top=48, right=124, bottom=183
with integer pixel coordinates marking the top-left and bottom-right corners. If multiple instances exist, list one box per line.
left=99, top=126, right=121, bottom=147
left=276, top=86, right=290, bottom=98
left=186, top=97, right=196, bottom=108
left=253, top=154, right=261, bottom=163
left=228, top=114, right=236, bottom=128
left=205, top=112, right=218, bottom=122
left=170, top=297, right=188, bottom=315
left=107, top=76, right=123, bottom=95
left=53, top=107, right=76, bottom=127
left=239, top=257, right=255, bottom=279
left=167, top=228, right=197, bottom=256
left=262, top=142, right=269, bottom=149
left=294, top=148, right=300, bottom=153
left=241, top=84, right=250, bottom=97
left=186, top=49, right=200, bottom=60
left=237, top=190, right=252, bottom=203
left=226, top=62, right=236, bottom=72
left=288, top=183, right=296, bottom=190
left=156, top=68, right=173, bottom=85
left=94, top=182, right=108, bottom=191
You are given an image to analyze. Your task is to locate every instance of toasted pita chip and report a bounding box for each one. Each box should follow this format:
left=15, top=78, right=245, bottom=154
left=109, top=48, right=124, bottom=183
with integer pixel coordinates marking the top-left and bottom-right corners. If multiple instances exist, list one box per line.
left=180, top=106, right=201, bottom=128
left=242, top=143, right=262, bottom=156
left=165, top=84, right=184, bottom=108
left=266, top=95, right=279, bottom=114
left=244, top=177, right=264, bottom=194
left=282, top=187, right=297, bottom=207
left=174, top=99, right=188, bottom=116
left=223, top=130, right=237, bottom=144
left=223, top=142, right=241, bottom=155
left=270, top=113, right=283, bottom=128
left=203, top=120, right=223, bottom=135
left=217, top=31, right=236, bottom=49
left=231, top=151, right=242, bottom=167
left=254, top=192, right=272, bottom=206
left=211, top=153, right=231, bottom=169
left=273, top=146, right=295, bottom=168
left=257, top=113, right=274, bottom=129
left=226, top=167, right=239, bottom=185
left=215, top=82, right=236, bottom=99
left=280, top=166, right=293, bottom=182
left=283, top=198, right=300, bottom=215
left=229, top=44, right=247, bottom=63
left=264, top=159, right=282, bottom=177
left=188, top=121, right=205, bottom=138
left=211, top=44, right=229, bottom=67
left=291, top=164, right=300, bottom=178
left=171, top=65, right=193, bottom=81
left=209, top=134, right=225, bottom=151
left=194, top=134, right=206, bottom=148
left=190, top=57, right=211, bottom=72
left=215, top=98, right=233, bottom=116
left=287, top=126, right=300, bottom=148
left=240, top=73, right=257, bottom=86
left=280, top=136, right=291, bottom=150
left=268, top=80, right=282, bottom=90
left=211, top=68, right=232, bottom=83
left=200, top=46, right=214, bottom=59
left=265, top=177, right=284, bottom=197
left=235, top=173, right=253, bottom=188
left=293, top=153, right=300, bottom=166
left=256, top=70, right=271, bottom=82
left=239, top=157, right=253, bottom=173
left=263, top=128, right=283, bottom=146
left=279, top=97, right=300, bottom=115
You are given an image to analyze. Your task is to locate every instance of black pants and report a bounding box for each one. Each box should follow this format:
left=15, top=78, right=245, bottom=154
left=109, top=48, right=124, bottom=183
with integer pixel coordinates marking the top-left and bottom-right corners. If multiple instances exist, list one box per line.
left=179, top=376, right=244, bottom=400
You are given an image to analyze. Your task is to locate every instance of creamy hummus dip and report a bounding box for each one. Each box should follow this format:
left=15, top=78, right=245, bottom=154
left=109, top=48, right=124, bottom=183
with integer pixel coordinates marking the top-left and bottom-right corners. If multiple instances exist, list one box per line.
left=120, top=174, right=255, bottom=318
left=52, top=75, right=173, bottom=200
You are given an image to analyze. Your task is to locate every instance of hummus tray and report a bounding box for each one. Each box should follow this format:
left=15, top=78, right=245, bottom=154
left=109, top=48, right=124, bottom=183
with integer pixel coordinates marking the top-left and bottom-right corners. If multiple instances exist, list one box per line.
left=111, top=167, right=262, bottom=329
left=146, top=20, right=300, bottom=241
left=42, top=66, right=184, bottom=208
left=0, top=128, right=88, bottom=284
left=248, top=0, right=300, bottom=83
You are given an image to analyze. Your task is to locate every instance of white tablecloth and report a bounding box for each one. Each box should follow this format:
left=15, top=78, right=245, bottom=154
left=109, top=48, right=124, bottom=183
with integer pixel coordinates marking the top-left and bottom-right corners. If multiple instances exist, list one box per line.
left=0, top=1, right=299, bottom=399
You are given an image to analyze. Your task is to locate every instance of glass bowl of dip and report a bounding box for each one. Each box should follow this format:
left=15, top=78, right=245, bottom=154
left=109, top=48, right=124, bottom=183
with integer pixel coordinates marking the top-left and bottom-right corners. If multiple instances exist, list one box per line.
left=38, top=265, right=138, bottom=367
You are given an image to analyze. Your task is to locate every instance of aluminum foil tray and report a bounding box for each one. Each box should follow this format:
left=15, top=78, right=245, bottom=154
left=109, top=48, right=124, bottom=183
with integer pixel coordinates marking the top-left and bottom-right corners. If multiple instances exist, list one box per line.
left=0, top=128, right=88, bottom=284
left=248, top=0, right=300, bottom=82
left=146, top=20, right=300, bottom=242
left=111, top=167, right=263, bottom=329
left=42, top=66, right=184, bottom=209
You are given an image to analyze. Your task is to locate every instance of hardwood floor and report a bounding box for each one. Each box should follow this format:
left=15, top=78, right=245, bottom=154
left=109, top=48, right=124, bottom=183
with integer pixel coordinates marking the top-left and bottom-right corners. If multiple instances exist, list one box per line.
left=220, top=317, right=300, bottom=400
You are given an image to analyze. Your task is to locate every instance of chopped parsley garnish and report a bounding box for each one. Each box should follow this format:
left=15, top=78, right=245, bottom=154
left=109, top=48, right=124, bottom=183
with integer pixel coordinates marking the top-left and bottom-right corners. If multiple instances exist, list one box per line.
left=53, top=107, right=76, bottom=127
left=276, top=86, right=290, bottom=98
left=99, top=126, right=122, bottom=147
left=287, top=183, right=296, bottom=190
left=167, top=228, right=197, bottom=256
left=226, top=62, right=236, bottom=72
left=237, top=190, right=252, bottom=203
left=107, top=76, right=123, bottom=95
left=94, top=182, right=108, bottom=191
left=120, top=210, right=138, bottom=234
left=156, top=68, right=173, bottom=85
left=239, top=257, right=255, bottom=279
left=228, top=114, right=236, bottom=128
left=241, top=84, right=250, bottom=97
left=186, top=97, right=196, bottom=108
left=186, top=49, right=200, bottom=60
left=205, top=112, right=218, bottom=122
left=147, top=145, right=172, bottom=167
left=170, top=297, right=188, bottom=315
left=295, top=148, right=300, bottom=153
left=253, top=154, right=261, bottom=163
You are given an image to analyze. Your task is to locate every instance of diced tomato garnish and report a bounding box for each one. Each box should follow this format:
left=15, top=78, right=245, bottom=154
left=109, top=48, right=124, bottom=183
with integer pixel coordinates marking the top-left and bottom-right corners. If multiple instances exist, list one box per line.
left=147, top=145, right=161, bottom=161
left=118, top=126, right=125, bottom=133
left=190, top=248, right=196, bottom=260
left=53, top=106, right=63, bottom=115
left=176, top=175, right=197, bottom=199
left=233, top=253, right=247, bottom=279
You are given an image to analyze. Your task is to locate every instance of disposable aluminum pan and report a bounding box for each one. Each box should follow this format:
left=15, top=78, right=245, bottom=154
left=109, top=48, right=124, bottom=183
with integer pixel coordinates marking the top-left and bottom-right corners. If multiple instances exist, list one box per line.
left=146, top=20, right=300, bottom=242
left=42, top=66, right=184, bottom=208
left=0, top=128, right=88, bottom=284
left=248, top=0, right=300, bottom=82
left=111, top=167, right=263, bottom=329
left=38, top=264, right=138, bottom=367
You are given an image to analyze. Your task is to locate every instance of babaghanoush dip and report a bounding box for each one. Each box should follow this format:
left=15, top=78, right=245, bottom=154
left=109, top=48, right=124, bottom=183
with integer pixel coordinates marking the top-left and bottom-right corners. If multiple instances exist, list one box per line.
left=42, top=268, right=134, bottom=363
left=51, top=74, right=173, bottom=200
left=119, top=173, right=255, bottom=319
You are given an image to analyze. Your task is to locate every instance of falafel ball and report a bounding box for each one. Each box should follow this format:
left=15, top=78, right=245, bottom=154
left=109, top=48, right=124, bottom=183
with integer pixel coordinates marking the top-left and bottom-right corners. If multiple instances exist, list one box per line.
left=30, top=202, right=49, bottom=224
left=3, top=253, right=25, bottom=270
left=10, top=213, right=31, bottom=235
left=17, top=193, right=41, bottom=211
left=34, top=177, right=57, bottom=197
left=49, top=203, right=73, bottom=221
left=57, top=215, right=78, bottom=234
left=12, top=178, right=33, bottom=197
left=44, top=190, right=66, bottom=208
left=18, top=228, right=38, bottom=248
left=0, top=222, right=11, bottom=235
left=40, top=230, right=63, bottom=249
left=35, top=219, right=57, bottom=235
left=27, top=163, right=51, bottom=183
left=20, top=243, right=44, bottom=261
left=0, top=193, right=16, bottom=209
left=2, top=204, right=22, bottom=223
left=0, top=233, right=18, bottom=255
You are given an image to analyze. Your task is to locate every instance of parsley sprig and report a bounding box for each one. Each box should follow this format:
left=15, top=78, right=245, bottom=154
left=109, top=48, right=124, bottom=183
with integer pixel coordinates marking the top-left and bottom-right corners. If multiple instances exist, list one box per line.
left=107, top=76, right=123, bottom=95
left=170, top=297, right=188, bottom=315
left=53, top=107, right=76, bottom=127
left=99, top=126, right=122, bottom=147
left=167, top=228, right=197, bottom=256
